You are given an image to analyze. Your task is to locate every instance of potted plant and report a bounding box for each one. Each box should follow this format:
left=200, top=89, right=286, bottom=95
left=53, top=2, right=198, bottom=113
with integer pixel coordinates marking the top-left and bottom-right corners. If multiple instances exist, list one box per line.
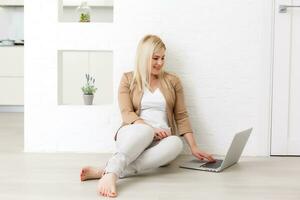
left=77, top=1, right=91, bottom=22
left=81, top=74, right=97, bottom=105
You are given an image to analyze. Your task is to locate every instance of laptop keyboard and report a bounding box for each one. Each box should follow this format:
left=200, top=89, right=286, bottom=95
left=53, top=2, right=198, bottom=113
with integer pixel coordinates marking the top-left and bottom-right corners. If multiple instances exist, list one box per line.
left=201, top=159, right=223, bottom=169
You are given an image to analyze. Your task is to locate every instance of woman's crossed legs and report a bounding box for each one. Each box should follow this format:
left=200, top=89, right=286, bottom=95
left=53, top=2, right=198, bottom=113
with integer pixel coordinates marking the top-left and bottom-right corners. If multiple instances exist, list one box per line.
left=80, top=124, right=183, bottom=197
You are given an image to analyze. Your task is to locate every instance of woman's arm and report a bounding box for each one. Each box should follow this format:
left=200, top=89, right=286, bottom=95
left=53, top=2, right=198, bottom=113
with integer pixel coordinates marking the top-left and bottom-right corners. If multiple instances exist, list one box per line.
left=183, top=132, right=197, bottom=149
left=118, top=73, right=142, bottom=124
left=183, top=132, right=215, bottom=162
left=173, top=76, right=193, bottom=135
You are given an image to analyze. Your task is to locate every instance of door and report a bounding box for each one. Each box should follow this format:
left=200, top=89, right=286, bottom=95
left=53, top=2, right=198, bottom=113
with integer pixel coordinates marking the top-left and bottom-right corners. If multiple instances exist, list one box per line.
left=271, top=0, right=300, bottom=155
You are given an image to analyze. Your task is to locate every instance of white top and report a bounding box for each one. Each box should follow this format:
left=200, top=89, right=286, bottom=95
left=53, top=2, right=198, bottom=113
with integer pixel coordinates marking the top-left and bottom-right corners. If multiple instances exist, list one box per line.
left=140, top=88, right=170, bottom=131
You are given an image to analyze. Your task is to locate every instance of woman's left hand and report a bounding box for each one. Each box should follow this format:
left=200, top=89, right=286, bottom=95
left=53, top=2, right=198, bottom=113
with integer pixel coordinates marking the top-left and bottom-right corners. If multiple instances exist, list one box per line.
left=191, top=146, right=216, bottom=162
left=153, top=128, right=171, bottom=141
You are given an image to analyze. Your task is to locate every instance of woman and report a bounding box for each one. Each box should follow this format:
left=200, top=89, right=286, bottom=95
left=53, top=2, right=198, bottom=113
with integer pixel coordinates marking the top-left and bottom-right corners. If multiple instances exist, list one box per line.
left=80, top=35, right=215, bottom=197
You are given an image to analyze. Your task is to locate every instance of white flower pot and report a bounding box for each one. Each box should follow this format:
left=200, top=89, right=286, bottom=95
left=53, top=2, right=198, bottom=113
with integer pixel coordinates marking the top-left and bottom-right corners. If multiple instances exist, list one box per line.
left=83, top=94, right=94, bottom=105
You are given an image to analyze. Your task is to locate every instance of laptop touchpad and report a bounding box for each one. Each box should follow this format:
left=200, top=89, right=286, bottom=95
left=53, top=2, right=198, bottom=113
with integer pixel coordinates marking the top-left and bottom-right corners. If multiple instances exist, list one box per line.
left=188, top=159, right=208, bottom=166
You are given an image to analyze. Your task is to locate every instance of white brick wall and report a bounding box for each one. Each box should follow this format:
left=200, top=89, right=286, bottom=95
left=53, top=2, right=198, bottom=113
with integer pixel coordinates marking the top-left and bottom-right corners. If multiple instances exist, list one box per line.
left=25, top=0, right=273, bottom=156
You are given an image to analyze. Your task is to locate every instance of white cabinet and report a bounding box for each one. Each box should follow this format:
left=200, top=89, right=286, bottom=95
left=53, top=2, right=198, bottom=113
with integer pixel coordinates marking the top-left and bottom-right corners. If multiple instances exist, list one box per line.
left=0, top=47, right=23, bottom=76
left=58, top=51, right=113, bottom=105
left=0, top=77, right=23, bottom=105
left=0, top=47, right=24, bottom=105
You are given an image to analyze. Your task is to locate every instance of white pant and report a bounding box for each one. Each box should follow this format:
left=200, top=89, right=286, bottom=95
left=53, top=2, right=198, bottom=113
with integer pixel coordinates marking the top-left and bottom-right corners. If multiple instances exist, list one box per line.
left=104, top=124, right=183, bottom=178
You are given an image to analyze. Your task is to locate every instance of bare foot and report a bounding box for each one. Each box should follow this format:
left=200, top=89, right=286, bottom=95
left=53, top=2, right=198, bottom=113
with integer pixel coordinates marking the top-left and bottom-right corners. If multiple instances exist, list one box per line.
left=97, top=173, right=118, bottom=197
left=80, top=166, right=104, bottom=181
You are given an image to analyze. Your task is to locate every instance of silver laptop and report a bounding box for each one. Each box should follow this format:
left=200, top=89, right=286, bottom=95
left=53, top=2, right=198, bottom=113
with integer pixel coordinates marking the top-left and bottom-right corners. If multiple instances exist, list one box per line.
left=179, top=128, right=252, bottom=172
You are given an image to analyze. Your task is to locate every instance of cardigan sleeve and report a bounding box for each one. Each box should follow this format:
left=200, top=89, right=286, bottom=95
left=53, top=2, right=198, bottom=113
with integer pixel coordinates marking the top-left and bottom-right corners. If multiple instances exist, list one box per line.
left=118, top=73, right=141, bottom=124
left=173, top=76, right=193, bottom=136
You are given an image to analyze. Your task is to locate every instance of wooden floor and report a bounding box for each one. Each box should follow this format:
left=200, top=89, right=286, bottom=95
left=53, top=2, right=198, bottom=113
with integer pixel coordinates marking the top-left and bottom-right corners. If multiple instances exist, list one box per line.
left=0, top=113, right=300, bottom=200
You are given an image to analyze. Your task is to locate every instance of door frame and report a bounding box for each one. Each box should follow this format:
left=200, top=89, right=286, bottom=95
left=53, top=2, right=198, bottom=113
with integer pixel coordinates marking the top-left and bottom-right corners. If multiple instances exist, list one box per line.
left=270, top=0, right=299, bottom=155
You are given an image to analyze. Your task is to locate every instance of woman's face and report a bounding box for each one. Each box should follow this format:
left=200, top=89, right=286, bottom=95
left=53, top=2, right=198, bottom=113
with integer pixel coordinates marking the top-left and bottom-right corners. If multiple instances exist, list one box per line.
left=151, top=48, right=165, bottom=76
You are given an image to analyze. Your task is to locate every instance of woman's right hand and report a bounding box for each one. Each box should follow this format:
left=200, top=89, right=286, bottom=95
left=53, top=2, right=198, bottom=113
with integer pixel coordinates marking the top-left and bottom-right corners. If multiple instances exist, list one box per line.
left=153, top=128, right=171, bottom=141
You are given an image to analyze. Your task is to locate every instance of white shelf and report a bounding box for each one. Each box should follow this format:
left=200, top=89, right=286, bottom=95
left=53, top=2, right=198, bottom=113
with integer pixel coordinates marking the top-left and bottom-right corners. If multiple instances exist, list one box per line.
left=63, top=0, right=113, bottom=7
left=57, top=50, right=113, bottom=105
left=0, top=0, right=23, bottom=6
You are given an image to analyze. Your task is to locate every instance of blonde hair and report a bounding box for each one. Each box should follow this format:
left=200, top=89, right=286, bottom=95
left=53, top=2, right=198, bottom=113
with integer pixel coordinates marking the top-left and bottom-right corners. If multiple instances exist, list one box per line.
left=130, top=35, right=169, bottom=91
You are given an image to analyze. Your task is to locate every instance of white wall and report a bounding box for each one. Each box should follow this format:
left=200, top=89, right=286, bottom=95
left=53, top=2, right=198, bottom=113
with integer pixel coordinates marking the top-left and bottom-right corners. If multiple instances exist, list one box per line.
left=25, top=0, right=273, bottom=156
left=0, top=6, right=23, bottom=40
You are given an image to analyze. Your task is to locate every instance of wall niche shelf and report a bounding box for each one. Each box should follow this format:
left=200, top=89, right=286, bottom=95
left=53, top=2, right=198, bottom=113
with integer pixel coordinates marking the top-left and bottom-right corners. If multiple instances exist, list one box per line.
left=57, top=50, right=113, bottom=106
left=59, top=0, right=113, bottom=23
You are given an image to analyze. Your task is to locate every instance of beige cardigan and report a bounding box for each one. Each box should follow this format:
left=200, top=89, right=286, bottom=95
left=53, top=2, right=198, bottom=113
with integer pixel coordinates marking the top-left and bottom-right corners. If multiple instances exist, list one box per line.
left=115, top=71, right=193, bottom=140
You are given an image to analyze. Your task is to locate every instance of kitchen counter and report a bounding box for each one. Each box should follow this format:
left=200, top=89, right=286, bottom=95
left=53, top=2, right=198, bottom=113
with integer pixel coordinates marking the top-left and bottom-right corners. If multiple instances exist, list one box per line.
left=0, top=45, right=24, bottom=47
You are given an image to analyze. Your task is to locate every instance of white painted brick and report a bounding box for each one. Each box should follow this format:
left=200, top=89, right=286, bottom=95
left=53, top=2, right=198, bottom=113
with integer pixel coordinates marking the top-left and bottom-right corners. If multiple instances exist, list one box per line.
left=25, top=0, right=273, bottom=156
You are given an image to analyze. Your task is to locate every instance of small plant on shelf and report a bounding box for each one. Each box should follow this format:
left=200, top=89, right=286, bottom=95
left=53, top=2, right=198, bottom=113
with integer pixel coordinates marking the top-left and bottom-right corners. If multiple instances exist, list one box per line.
left=81, top=74, right=97, bottom=105
left=80, top=13, right=90, bottom=22
left=77, top=1, right=91, bottom=22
